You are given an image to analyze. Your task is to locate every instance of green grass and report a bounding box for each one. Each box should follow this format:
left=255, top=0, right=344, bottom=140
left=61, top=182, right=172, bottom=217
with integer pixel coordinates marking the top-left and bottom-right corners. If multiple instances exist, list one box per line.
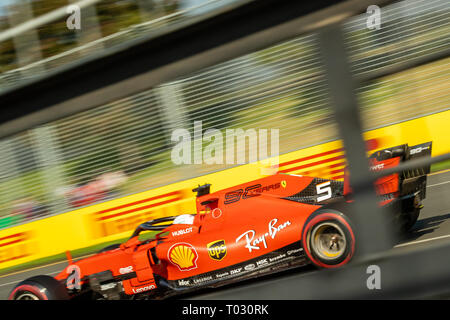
left=2, top=159, right=448, bottom=277
left=431, top=159, right=450, bottom=173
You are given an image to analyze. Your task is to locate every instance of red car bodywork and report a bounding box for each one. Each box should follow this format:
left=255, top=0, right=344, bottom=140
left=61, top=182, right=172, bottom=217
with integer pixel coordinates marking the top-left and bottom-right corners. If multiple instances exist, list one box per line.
left=55, top=174, right=335, bottom=298
left=9, top=142, right=432, bottom=300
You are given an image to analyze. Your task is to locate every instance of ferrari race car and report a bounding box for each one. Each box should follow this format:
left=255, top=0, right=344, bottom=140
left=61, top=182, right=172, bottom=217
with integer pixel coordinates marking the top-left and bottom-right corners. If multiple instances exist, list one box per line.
left=9, top=142, right=432, bottom=300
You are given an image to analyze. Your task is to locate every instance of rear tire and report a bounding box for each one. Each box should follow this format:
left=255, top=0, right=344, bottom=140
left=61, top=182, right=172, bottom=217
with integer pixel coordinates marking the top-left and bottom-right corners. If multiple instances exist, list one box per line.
left=400, top=208, right=420, bottom=233
left=302, top=210, right=355, bottom=268
left=399, top=194, right=422, bottom=233
left=9, top=275, right=69, bottom=300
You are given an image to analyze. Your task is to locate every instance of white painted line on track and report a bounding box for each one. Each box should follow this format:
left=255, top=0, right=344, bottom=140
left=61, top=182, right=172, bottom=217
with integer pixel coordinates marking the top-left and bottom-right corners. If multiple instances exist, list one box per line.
left=0, top=271, right=59, bottom=287
left=395, top=178, right=450, bottom=247
left=427, top=181, right=450, bottom=188
left=395, top=234, right=450, bottom=248
left=0, top=171, right=448, bottom=281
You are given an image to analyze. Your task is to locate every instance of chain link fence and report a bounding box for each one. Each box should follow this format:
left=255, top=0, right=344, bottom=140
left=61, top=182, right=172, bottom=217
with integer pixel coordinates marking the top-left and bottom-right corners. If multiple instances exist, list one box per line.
left=0, top=0, right=448, bottom=229
left=0, top=0, right=242, bottom=92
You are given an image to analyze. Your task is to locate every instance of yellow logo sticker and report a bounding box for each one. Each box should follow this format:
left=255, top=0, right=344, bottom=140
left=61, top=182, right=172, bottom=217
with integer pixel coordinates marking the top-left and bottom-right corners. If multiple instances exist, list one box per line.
left=168, top=243, right=198, bottom=271
left=207, top=240, right=227, bottom=261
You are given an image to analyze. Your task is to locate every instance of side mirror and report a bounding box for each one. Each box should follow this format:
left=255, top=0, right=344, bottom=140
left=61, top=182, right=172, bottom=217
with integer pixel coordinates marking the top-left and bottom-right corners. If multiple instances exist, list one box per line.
left=193, top=184, right=211, bottom=197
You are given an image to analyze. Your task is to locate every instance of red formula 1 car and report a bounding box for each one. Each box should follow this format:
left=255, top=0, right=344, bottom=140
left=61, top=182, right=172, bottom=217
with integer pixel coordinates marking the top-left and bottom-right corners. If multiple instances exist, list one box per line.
left=9, top=142, right=432, bottom=300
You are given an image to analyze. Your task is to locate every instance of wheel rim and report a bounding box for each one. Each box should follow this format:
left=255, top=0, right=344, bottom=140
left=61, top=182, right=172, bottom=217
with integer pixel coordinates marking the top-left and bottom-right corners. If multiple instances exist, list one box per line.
left=15, top=292, right=40, bottom=300
left=310, top=222, right=346, bottom=261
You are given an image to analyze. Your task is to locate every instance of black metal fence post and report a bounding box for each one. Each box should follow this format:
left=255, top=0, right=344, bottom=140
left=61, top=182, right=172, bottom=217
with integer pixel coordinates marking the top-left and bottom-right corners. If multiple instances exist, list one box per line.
left=317, top=24, right=394, bottom=257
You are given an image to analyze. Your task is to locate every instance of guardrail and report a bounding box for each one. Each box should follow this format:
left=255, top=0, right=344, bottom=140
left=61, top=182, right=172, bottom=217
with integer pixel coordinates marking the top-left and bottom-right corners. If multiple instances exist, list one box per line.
left=0, top=0, right=447, bottom=231
left=0, top=110, right=448, bottom=270
left=0, top=0, right=245, bottom=93
left=0, top=0, right=449, bottom=300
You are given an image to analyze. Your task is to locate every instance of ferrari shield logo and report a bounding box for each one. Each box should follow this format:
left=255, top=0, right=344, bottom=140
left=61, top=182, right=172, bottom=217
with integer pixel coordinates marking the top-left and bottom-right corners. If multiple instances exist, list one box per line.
left=207, top=240, right=227, bottom=261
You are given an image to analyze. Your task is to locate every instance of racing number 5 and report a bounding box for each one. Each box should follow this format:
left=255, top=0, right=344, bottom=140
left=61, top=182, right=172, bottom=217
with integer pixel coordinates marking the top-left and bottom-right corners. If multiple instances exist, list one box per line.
left=316, top=181, right=332, bottom=202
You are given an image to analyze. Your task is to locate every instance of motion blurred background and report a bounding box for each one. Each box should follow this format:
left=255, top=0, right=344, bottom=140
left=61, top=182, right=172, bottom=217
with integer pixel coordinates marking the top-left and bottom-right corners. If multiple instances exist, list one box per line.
left=0, top=0, right=447, bottom=227
left=0, top=0, right=449, bottom=298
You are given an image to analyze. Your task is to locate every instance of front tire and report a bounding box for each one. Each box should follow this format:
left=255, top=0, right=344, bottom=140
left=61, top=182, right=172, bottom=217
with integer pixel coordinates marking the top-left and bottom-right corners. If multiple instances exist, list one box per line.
left=9, top=275, right=69, bottom=300
left=302, top=210, right=355, bottom=268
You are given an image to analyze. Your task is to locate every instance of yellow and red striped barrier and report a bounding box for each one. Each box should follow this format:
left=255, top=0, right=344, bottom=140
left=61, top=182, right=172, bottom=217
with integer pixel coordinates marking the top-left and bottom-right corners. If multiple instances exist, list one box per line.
left=0, top=110, right=448, bottom=270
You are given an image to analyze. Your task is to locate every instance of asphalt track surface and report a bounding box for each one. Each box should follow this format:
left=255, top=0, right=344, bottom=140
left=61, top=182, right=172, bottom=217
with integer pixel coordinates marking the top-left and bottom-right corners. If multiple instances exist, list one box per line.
left=0, top=170, right=449, bottom=299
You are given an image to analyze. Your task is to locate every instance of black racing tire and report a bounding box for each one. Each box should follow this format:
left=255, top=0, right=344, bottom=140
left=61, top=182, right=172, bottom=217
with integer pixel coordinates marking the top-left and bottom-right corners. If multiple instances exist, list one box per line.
left=302, top=210, right=356, bottom=268
left=9, top=275, right=69, bottom=300
left=400, top=208, right=420, bottom=233
left=98, top=243, right=120, bottom=253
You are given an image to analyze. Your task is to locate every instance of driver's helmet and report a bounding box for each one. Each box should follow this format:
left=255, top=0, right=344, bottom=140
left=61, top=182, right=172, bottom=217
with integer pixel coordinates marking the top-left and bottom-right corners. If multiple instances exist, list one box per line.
left=173, top=214, right=195, bottom=225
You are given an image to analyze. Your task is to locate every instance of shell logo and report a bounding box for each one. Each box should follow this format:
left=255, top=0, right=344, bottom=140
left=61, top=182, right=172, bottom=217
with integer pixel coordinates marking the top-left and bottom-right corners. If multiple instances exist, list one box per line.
left=168, top=242, right=198, bottom=271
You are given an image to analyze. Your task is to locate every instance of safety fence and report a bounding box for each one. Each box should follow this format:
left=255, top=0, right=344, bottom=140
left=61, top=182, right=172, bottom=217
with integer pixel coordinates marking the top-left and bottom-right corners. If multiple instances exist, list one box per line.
left=0, top=0, right=242, bottom=91
left=0, top=109, right=448, bottom=270
left=0, top=0, right=449, bottom=270
left=0, top=0, right=448, bottom=232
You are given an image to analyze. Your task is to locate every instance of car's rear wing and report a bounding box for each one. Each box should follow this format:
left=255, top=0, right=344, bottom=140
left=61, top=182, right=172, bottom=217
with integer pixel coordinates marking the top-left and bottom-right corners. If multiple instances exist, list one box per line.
left=402, top=141, right=432, bottom=178
left=398, top=142, right=432, bottom=200
left=344, top=141, right=432, bottom=198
